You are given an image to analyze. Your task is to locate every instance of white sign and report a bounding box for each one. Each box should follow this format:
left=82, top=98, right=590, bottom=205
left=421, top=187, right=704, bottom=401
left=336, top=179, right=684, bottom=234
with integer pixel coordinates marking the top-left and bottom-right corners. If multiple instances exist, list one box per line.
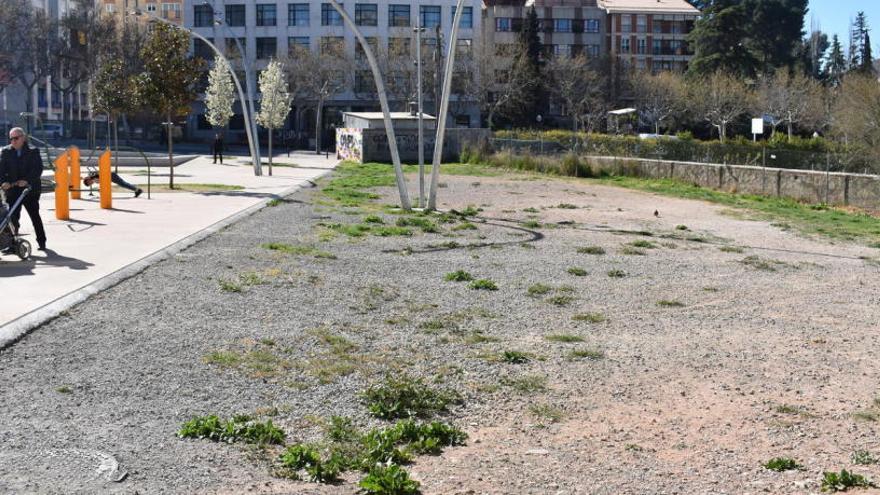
left=751, top=118, right=764, bottom=135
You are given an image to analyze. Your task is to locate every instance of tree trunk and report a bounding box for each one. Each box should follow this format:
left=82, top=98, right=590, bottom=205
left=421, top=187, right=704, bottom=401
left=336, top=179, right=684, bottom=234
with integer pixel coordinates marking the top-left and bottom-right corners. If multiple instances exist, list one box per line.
left=268, top=129, right=273, bottom=176
left=315, top=99, right=323, bottom=154
left=113, top=117, right=119, bottom=174
left=167, top=113, right=174, bottom=190
left=655, top=122, right=660, bottom=135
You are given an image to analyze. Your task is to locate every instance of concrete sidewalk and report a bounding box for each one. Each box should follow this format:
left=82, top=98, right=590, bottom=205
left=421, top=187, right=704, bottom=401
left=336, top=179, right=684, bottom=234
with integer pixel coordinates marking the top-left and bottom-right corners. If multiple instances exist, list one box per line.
left=0, top=151, right=339, bottom=347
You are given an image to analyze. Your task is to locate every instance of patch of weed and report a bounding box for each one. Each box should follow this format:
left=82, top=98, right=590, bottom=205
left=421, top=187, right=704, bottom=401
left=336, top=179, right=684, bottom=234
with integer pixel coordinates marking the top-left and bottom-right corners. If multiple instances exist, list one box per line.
left=556, top=203, right=578, bottom=209
left=577, top=246, right=605, bottom=255
left=657, top=300, right=685, bottom=308
left=178, top=415, right=286, bottom=445
left=607, top=269, right=626, bottom=278
left=469, top=279, right=498, bottom=291
left=396, top=217, right=439, bottom=233
left=625, top=444, right=644, bottom=452
left=373, top=226, right=413, bottom=237
left=362, top=375, right=461, bottom=420
left=675, top=225, right=689, bottom=230
left=529, top=404, right=564, bottom=423
left=568, top=348, right=605, bottom=360
left=364, top=215, right=385, bottom=224
left=740, top=255, right=791, bottom=271
left=763, top=457, right=802, bottom=471
left=501, top=351, right=530, bottom=364
left=852, top=450, right=878, bottom=465
left=278, top=444, right=341, bottom=483
left=523, top=220, right=542, bottom=229
left=572, top=313, right=606, bottom=323
left=464, top=332, right=500, bottom=344
left=219, top=279, right=243, bottom=292
left=501, top=374, right=548, bottom=393
left=545, top=334, right=584, bottom=343
left=359, top=464, right=421, bottom=495
left=527, top=283, right=553, bottom=297
left=620, top=246, right=646, bottom=256
left=720, top=246, right=745, bottom=253
left=267, top=198, right=282, bottom=207
left=444, top=270, right=474, bottom=282
left=567, top=267, right=587, bottom=276
left=522, top=207, right=539, bottom=213
left=629, top=240, right=657, bottom=248
left=546, top=295, right=574, bottom=306
left=56, top=386, right=72, bottom=394
left=820, top=469, right=875, bottom=492
left=452, top=222, right=477, bottom=231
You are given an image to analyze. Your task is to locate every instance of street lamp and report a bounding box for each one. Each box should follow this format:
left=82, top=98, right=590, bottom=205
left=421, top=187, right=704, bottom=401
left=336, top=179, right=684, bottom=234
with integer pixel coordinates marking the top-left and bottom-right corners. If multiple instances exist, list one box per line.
left=202, top=1, right=262, bottom=173
left=413, top=26, right=426, bottom=208
left=127, top=7, right=261, bottom=175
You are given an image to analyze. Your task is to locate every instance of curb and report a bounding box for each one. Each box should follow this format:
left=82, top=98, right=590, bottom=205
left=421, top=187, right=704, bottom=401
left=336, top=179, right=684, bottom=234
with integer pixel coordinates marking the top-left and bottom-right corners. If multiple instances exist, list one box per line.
left=0, top=169, right=333, bottom=350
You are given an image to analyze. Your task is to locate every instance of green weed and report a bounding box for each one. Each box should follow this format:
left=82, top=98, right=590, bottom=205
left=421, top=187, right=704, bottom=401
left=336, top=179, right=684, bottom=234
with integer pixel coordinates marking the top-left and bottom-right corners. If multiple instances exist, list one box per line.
left=720, top=245, right=745, bottom=253
left=657, top=300, right=685, bottom=308
left=359, top=464, right=421, bottom=495
left=56, top=386, right=72, bottom=394
left=545, top=334, right=584, bottom=343
left=852, top=450, right=878, bottom=465
left=364, top=215, right=385, bottom=224
left=527, top=284, right=553, bottom=296
left=546, top=295, right=574, bottom=306
left=620, top=246, right=646, bottom=255
left=566, top=267, right=587, bottom=276
left=501, top=351, right=530, bottom=364
left=219, top=279, right=242, bottom=292
left=178, top=415, right=286, bottom=445
left=572, top=313, right=606, bottom=323
left=452, top=222, right=478, bottom=231
left=523, top=220, right=542, bottom=229
left=362, top=375, right=461, bottom=420
left=501, top=374, right=548, bottom=393
left=568, top=348, right=605, bottom=360
left=763, top=457, right=802, bottom=472
left=444, top=270, right=474, bottom=282
left=373, top=226, right=413, bottom=237
left=577, top=246, right=605, bottom=255
left=820, top=469, right=875, bottom=492
left=529, top=404, right=564, bottom=423
left=629, top=240, right=657, bottom=248
left=469, top=279, right=498, bottom=291
left=396, top=217, right=439, bottom=233
left=267, top=198, right=282, bottom=207
left=740, top=255, right=791, bottom=271
left=556, top=203, right=578, bottom=209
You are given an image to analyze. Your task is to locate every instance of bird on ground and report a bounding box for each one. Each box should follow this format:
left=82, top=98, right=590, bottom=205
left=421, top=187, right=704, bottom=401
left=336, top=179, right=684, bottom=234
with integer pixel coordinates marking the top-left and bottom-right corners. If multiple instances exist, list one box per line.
left=653, top=210, right=660, bottom=217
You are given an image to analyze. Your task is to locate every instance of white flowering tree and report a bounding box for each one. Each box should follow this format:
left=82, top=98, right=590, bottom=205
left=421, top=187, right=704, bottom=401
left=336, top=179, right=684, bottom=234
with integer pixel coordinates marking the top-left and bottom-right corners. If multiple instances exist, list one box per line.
left=205, top=58, right=236, bottom=131
left=256, top=59, right=291, bottom=176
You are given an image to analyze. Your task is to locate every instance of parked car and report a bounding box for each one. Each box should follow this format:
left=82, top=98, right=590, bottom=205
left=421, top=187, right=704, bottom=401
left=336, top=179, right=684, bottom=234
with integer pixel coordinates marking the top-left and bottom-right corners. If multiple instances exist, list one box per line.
left=31, top=123, right=64, bottom=139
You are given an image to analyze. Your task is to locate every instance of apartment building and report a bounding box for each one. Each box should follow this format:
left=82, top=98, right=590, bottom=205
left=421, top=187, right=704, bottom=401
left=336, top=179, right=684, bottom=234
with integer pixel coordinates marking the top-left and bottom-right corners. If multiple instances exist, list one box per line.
left=185, top=0, right=482, bottom=144
left=602, top=0, right=698, bottom=72
left=100, top=0, right=184, bottom=24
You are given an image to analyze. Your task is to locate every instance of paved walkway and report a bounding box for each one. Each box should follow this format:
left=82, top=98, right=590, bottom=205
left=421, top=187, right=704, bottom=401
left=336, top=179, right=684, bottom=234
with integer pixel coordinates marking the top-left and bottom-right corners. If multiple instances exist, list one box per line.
left=0, top=151, right=339, bottom=347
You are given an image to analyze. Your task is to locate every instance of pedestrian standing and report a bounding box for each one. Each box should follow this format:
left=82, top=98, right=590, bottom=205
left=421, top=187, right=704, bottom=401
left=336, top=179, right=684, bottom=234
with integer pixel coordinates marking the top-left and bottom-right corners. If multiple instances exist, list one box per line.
left=0, top=127, right=47, bottom=251
left=212, top=133, right=224, bottom=164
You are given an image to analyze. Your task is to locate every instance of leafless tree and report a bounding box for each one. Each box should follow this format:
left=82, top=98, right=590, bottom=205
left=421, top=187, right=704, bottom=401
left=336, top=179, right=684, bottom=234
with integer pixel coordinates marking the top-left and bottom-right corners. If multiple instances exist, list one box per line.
left=832, top=74, right=880, bottom=171
left=687, top=71, right=751, bottom=142
left=285, top=45, right=353, bottom=154
left=755, top=71, right=821, bottom=140
left=548, top=54, right=613, bottom=134
left=630, top=70, right=685, bottom=135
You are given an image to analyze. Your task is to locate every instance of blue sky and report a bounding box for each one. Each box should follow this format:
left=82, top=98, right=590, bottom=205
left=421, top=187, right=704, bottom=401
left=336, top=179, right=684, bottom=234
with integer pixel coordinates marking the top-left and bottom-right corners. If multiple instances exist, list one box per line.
left=807, top=0, right=880, bottom=46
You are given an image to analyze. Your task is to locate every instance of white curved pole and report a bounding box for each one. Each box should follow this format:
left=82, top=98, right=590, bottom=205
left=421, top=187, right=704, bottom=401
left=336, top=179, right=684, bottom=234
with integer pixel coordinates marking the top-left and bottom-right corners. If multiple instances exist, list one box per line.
left=327, top=0, right=411, bottom=210
left=427, top=0, right=466, bottom=210
left=130, top=10, right=260, bottom=174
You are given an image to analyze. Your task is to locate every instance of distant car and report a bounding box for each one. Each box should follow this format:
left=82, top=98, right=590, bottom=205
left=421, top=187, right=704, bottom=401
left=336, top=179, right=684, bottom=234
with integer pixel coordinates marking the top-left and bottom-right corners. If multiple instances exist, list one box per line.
left=31, top=123, right=64, bottom=139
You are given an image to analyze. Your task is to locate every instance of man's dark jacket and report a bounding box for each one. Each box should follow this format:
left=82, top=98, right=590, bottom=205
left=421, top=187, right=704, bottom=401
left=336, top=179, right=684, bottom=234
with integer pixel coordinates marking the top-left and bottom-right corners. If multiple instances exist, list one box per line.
left=0, top=143, right=44, bottom=194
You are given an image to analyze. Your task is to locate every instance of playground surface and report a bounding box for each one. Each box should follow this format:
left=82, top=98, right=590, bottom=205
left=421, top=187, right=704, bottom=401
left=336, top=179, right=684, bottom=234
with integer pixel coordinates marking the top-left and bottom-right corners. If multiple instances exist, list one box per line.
left=0, top=151, right=339, bottom=347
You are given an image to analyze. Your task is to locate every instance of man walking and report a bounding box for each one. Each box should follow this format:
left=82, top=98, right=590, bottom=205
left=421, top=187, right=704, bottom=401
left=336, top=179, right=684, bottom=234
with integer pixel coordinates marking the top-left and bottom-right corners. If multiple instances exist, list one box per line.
left=212, top=133, right=224, bottom=164
left=0, top=127, right=47, bottom=251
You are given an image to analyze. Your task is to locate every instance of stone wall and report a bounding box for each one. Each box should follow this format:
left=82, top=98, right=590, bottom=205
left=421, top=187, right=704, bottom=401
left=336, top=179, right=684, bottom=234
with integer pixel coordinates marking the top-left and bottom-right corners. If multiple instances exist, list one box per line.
left=585, top=156, right=880, bottom=210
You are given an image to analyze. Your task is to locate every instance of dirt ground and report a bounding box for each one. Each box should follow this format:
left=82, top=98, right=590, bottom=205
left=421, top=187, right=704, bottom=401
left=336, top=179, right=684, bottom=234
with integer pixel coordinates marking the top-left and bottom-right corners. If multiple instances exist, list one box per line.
left=2, top=168, right=880, bottom=495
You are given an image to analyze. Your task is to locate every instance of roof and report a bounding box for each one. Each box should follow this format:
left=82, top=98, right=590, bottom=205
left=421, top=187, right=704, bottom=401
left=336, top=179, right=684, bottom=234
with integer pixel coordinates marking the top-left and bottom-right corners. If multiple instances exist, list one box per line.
left=343, top=112, right=437, bottom=121
left=599, top=0, right=699, bottom=14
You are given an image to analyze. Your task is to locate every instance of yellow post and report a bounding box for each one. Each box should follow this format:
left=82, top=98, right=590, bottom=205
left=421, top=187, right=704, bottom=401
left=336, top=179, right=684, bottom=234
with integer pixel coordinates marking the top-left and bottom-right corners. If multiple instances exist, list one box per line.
left=54, top=151, right=70, bottom=220
left=69, top=146, right=81, bottom=200
left=99, top=149, right=112, bottom=209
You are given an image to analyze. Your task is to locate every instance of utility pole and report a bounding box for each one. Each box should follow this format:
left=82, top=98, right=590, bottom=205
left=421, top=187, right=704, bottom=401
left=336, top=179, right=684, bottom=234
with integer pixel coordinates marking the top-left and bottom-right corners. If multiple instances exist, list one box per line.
left=414, top=25, right=425, bottom=208
left=434, top=25, right=443, bottom=117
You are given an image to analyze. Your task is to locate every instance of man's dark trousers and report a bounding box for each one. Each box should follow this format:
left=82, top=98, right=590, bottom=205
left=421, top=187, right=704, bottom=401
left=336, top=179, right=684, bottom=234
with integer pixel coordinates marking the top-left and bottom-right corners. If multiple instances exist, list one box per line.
left=7, top=187, right=46, bottom=247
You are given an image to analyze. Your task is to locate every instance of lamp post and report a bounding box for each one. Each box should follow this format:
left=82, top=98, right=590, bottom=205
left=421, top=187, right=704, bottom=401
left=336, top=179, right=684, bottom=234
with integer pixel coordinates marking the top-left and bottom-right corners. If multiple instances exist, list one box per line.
left=127, top=8, right=261, bottom=175
left=413, top=25, right=425, bottom=208
left=202, top=1, right=262, bottom=174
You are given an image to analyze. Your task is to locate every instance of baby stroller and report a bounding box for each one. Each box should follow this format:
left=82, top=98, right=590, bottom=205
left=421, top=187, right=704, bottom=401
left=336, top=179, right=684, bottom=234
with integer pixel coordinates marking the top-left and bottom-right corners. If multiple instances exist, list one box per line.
left=0, top=186, right=32, bottom=260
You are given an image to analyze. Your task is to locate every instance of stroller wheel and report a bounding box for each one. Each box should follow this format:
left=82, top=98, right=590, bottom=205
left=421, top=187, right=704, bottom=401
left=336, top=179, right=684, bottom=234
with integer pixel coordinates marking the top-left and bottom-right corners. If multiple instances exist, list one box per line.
left=16, top=240, right=31, bottom=260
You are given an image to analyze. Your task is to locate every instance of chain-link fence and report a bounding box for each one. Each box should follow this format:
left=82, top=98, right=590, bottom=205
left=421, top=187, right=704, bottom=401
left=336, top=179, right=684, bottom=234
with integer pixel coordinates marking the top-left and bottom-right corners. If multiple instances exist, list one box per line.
left=489, top=136, right=872, bottom=175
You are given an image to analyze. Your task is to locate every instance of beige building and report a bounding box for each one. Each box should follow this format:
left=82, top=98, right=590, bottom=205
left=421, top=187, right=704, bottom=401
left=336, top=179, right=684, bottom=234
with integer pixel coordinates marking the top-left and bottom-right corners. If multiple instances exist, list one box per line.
left=601, top=0, right=699, bottom=72
left=100, top=0, right=184, bottom=24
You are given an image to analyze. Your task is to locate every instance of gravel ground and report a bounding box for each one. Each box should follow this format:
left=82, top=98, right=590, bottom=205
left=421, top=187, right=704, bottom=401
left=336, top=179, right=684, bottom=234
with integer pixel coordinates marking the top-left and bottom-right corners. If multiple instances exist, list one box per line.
left=2, top=168, right=880, bottom=495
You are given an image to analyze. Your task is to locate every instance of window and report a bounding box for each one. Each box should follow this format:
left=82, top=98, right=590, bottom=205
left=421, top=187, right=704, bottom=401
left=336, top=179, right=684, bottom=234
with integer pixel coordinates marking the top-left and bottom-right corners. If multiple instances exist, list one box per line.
left=289, top=36, right=310, bottom=52
left=194, top=38, right=214, bottom=59
left=554, top=44, right=571, bottom=57
left=637, top=38, right=646, bottom=55
left=652, top=39, right=661, bottom=55
left=671, top=39, right=684, bottom=55
left=451, top=6, right=472, bottom=29
left=653, top=20, right=663, bottom=33
left=105, top=3, right=114, bottom=13
left=288, top=3, right=308, bottom=26
left=585, top=19, right=599, bottom=33
left=620, top=15, right=631, bottom=33
left=320, top=36, right=345, bottom=56
left=256, top=37, right=277, bottom=59
left=194, top=5, right=213, bottom=27
left=538, top=19, right=553, bottom=32
left=355, top=4, right=377, bottom=26
left=672, top=21, right=682, bottom=34
left=620, top=37, right=630, bottom=54
left=161, top=2, right=180, bottom=19
left=146, top=3, right=156, bottom=12
left=455, top=115, right=470, bottom=127
left=420, top=6, right=441, bottom=29
left=355, top=70, right=374, bottom=93
left=388, top=37, right=410, bottom=57
left=321, top=3, right=343, bottom=26
left=355, top=37, right=378, bottom=60
left=456, top=38, right=472, bottom=57
left=225, top=4, right=245, bottom=26
left=554, top=19, right=571, bottom=33
left=226, top=37, right=247, bottom=58
left=637, top=15, right=646, bottom=33
left=256, top=4, right=277, bottom=26
left=389, top=4, right=410, bottom=26
left=495, top=17, right=511, bottom=32
left=586, top=44, right=599, bottom=57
